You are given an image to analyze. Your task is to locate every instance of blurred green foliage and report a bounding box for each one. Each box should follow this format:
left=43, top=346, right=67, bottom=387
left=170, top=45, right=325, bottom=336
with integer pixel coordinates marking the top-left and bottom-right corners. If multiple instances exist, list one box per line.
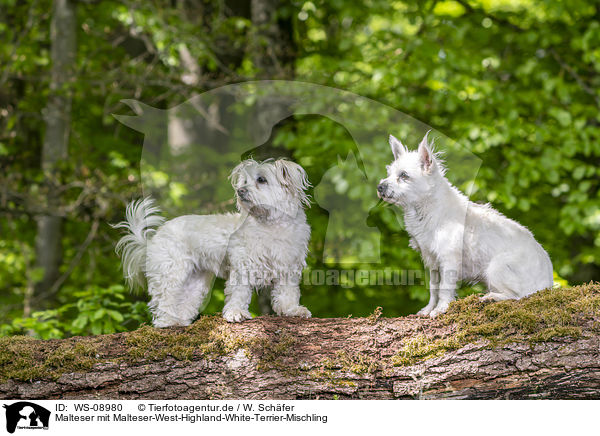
left=0, top=0, right=598, bottom=337
left=1, top=285, right=150, bottom=338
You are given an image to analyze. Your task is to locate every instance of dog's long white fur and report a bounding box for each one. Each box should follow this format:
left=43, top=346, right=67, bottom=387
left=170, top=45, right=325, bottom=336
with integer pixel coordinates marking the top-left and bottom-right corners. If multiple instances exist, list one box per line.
left=113, top=197, right=165, bottom=292
left=378, top=133, right=554, bottom=317
left=115, top=159, right=312, bottom=327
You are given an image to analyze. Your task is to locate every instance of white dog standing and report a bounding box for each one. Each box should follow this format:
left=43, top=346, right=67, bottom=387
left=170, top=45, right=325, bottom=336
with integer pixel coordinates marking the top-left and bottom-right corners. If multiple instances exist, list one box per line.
left=115, top=159, right=312, bottom=326
left=378, top=133, right=553, bottom=317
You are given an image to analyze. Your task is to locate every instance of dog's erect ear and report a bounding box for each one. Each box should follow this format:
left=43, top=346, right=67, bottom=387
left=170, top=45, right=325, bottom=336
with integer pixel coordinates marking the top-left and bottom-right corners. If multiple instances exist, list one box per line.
left=389, top=134, right=406, bottom=160
left=418, top=131, right=434, bottom=172
left=275, top=159, right=312, bottom=208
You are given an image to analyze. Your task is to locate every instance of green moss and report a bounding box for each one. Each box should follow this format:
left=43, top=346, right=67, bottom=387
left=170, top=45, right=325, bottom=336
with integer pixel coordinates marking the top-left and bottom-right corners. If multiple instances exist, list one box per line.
left=391, top=334, right=453, bottom=366
left=444, top=284, right=600, bottom=340
left=0, top=336, right=101, bottom=382
left=0, top=315, right=249, bottom=382
left=530, top=326, right=582, bottom=342
left=308, top=367, right=359, bottom=390
left=45, top=342, right=99, bottom=371
left=334, top=379, right=357, bottom=387
left=392, top=283, right=600, bottom=367
left=125, top=316, right=248, bottom=361
left=0, top=315, right=301, bottom=383
left=322, top=350, right=378, bottom=375
left=367, top=306, right=383, bottom=324
left=123, top=317, right=300, bottom=372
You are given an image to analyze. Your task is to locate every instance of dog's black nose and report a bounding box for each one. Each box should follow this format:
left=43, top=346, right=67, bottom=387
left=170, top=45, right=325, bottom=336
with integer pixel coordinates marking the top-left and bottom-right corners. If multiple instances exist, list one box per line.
left=377, top=183, right=387, bottom=195
left=237, top=187, right=248, bottom=197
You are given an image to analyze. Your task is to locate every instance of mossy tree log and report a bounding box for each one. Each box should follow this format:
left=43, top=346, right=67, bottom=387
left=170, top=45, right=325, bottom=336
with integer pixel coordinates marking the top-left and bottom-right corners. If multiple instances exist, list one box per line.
left=1, top=285, right=599, bottom=400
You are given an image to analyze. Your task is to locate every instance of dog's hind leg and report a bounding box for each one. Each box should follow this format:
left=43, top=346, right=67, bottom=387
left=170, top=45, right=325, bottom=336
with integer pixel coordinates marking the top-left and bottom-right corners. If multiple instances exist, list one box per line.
left=175, top=270, right=214, bottom=323
left=146, top=258, right=198, bottom=328
left=485, top=252, right=526, bottom=300
left=149, top=269, right=214, bottom=327
left=148, top=294, right=188, bottom=328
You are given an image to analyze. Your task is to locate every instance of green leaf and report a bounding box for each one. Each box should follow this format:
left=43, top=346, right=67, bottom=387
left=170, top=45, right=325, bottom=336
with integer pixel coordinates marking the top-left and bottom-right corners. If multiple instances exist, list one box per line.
left=91, top=322, right=102, bottom=336
left=108, top=310, right=124, bottom=322
left=549, top=107, right=572, bottom=127
left=92, top=309, right=106, bottom=321
left=72, top=316, right=88, bottom=330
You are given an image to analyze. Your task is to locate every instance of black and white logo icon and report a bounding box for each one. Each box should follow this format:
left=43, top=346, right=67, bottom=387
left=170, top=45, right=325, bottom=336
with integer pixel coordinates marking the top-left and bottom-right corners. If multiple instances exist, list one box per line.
left=3, top=402, right=50, bottom=434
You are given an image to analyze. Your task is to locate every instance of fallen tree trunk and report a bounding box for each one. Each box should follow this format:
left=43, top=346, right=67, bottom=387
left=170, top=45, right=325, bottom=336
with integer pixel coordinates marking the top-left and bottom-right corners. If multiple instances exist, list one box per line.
left=1, top=285, right=599, bottom=400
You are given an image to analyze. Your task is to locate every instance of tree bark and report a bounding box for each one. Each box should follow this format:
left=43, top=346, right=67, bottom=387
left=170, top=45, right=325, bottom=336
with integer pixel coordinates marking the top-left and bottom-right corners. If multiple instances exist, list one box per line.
left=33, top=0, right=77, bottom=307
left=1, top=315, right=599, bottom=400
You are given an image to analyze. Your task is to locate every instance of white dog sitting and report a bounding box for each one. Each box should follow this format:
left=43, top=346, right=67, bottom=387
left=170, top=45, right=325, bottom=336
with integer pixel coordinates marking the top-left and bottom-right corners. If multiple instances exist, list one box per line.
left=115, top=158, right=312, bottom=326
left=378, top=133, right=553, bottom=317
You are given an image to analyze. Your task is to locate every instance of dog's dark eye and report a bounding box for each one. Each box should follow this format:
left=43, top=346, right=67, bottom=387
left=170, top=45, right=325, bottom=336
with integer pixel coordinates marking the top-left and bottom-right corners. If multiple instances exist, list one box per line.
left=398, top=171, right=409, bottom=181
left=257, top=176, right=267, bottom=184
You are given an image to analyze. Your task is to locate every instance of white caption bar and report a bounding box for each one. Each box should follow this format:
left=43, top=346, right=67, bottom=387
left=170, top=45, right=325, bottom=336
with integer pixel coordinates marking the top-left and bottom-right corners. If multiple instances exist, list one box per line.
left=0, top=400, right=597, bottom=435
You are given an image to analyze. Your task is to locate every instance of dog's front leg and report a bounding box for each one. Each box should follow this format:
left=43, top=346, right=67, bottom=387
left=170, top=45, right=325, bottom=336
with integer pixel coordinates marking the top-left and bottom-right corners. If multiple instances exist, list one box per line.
left=417, top=268, right=440, bottom=316
left=222, top=280, right=253, bottom=323
left=429, top=263, right=458, bottom=318
left=271, top=282, right=311, bottom=318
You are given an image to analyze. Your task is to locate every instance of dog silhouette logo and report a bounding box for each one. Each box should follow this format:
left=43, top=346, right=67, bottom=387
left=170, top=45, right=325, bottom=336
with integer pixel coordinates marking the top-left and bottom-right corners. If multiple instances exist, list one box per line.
left=114, top=81, right=481, bottom=267
left=3, top=402, right=50, bottom=433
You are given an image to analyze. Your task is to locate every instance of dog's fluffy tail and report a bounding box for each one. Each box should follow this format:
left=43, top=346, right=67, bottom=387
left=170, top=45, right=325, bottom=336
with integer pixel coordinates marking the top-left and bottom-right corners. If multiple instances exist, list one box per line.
left=113, top=197, right=165, bottom=293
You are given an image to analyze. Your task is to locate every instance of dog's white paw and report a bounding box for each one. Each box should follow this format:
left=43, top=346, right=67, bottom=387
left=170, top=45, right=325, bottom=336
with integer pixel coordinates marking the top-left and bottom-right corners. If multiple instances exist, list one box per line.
left=429, top=309, right=442, bottom=318
left=222, top=307, right=252, bottom=323
left=479, top=292, right=510, bottom=303
left=153, top=319, right=189, bottom=328
left=417, top=305, right=435, bottom=316
left=429, top=302, right=450, bottom=318
left=281, top=305, right=312, bottom=318
left=152, top=311, right=191, bottom=328
left=479, top=294, right=495, bottom=303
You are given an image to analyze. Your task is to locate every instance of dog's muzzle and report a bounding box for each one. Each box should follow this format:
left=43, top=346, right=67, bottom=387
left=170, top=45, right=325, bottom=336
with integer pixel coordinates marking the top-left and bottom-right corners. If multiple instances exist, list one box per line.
left=377, top=183, right=389, bottom=198
left=237, top=187, right=249, bottom=201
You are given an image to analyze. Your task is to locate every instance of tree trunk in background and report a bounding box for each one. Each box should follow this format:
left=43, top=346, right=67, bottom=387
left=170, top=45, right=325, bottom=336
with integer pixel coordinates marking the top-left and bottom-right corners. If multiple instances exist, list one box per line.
left=250, top=0, right=296, bottom=78
left=33, top=0, right=76, bottom=307
left=250, top=0, right=297, bottom=315
left=1, top=316, right=599, bottom=399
